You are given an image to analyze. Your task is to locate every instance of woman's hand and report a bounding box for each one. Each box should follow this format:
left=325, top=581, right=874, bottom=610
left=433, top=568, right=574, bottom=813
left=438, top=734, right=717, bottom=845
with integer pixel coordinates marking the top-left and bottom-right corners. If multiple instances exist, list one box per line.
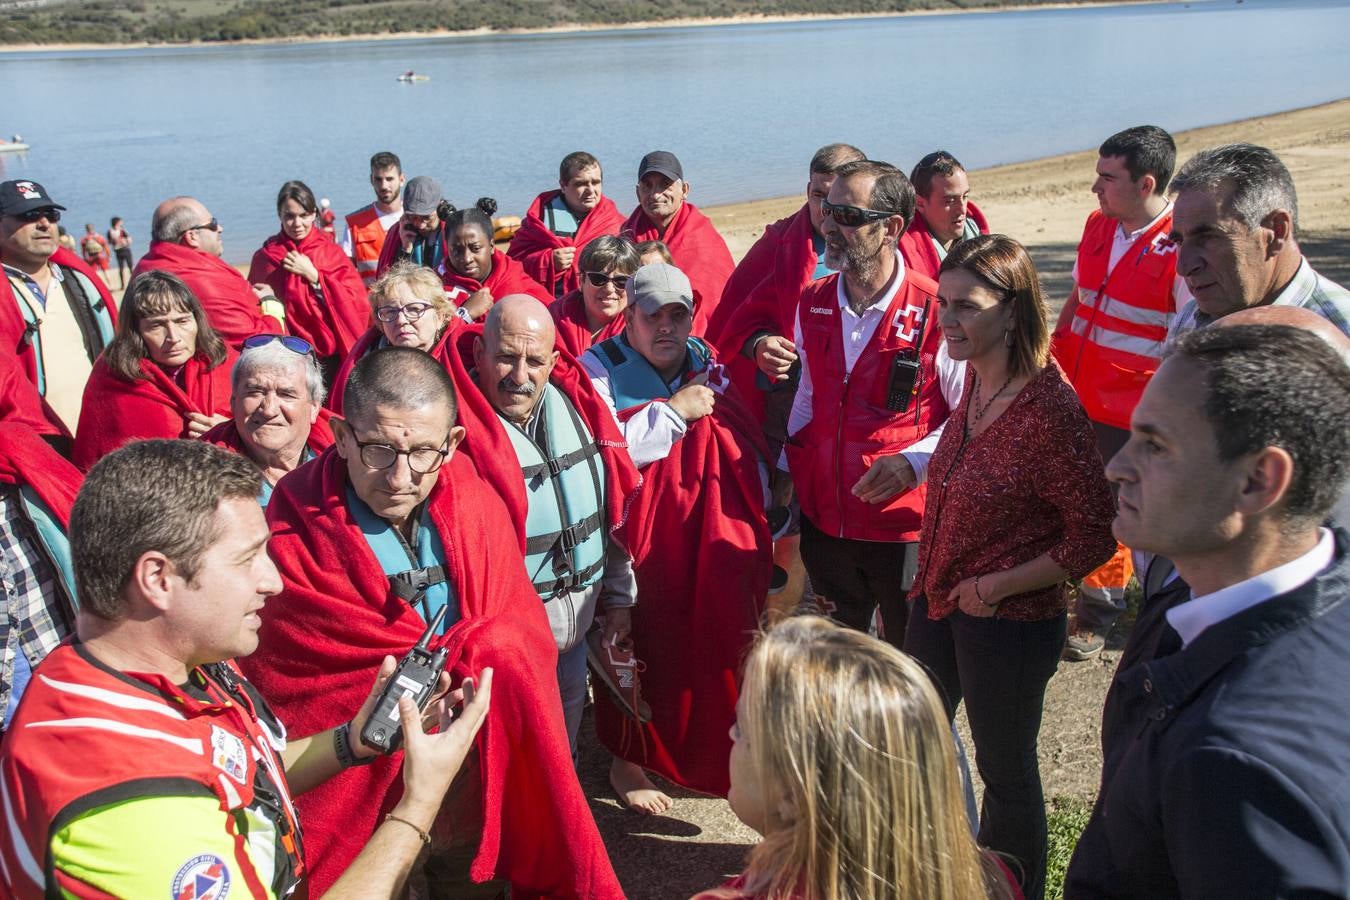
left=282, top=250, right=320, bottom=286
left=462, top=288, right=494, bottom=321
left=186, top=412, right=229, bottom=439
left=948, top=574, right=1002, bottom=618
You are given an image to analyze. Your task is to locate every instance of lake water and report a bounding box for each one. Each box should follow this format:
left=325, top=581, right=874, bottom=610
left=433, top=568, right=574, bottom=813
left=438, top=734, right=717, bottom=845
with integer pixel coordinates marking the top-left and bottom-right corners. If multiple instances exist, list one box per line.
left=3, top=0, right=1349, bottom=263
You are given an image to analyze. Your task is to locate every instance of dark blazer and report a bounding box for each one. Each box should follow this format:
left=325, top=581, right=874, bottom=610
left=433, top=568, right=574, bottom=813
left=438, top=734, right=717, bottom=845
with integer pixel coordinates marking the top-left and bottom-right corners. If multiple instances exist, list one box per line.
left=1066, top=528, right=1350, bottom=899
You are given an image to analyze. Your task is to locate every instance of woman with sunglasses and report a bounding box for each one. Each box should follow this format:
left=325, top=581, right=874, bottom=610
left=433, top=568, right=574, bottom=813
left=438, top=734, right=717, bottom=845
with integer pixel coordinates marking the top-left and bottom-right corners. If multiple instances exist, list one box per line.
left=328, top=261, right=466, bottom=413
left=440, top=200, right=552, bottom=322
left=698, top=616, right=1020, bottom=900
left=902, top=235, right=1115, bottom=900
left=73, top=271, right=233, bottom=470
left=248, top=180, right=371, bottom=383
left=550, top=235, right=640, bottom=356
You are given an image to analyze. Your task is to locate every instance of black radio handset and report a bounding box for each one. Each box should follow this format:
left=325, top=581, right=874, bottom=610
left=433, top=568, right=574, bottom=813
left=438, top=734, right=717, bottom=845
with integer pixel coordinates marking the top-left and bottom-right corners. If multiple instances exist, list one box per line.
left=360, top=604, right=450, bottom=754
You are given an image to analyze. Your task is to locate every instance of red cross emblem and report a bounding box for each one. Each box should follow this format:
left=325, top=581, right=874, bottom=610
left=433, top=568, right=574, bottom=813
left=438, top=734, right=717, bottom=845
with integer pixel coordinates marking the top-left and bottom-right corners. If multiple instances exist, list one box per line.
left=893, top=303, right=926, bottom=343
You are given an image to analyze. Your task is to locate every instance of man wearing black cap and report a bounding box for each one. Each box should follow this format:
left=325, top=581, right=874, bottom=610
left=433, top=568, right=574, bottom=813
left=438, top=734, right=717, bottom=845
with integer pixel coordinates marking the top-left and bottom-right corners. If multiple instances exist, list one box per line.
left=375, top=175, right=447, bottom=279
left=622, top=151, right=735, bottom=338
left=0, top=179, right=117, bottom=437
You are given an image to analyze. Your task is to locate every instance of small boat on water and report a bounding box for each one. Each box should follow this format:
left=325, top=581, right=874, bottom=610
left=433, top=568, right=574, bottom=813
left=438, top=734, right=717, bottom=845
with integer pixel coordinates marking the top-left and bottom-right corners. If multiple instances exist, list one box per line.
left=0, top=134, right=29, bottom=154
left=396, top=71, right=430, bottom=83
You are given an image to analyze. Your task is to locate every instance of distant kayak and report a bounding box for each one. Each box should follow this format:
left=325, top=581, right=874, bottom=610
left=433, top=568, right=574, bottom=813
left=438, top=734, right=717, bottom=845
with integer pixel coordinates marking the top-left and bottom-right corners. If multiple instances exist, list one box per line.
left=396, top=72, right=430, bottom=83
left=0, top=134, right=28, bottom=154
left=492, top=215, right=521, bottom=243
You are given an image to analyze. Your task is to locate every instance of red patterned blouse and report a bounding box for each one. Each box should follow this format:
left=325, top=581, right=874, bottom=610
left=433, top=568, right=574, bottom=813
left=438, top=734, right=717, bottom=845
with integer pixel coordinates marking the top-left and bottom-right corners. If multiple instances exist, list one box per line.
left=911, top=362, right=1116, bottom=622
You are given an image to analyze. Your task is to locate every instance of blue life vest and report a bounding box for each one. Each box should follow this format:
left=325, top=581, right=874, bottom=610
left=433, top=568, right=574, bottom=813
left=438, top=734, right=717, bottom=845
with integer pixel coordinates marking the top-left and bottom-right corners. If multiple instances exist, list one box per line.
left=16, top=485, right=77, bottom=612
left=587, top=332, right=712, bottom=412
left=346, top=486, right=458, bottom=634
left=500, top=384, right=607, bottom=601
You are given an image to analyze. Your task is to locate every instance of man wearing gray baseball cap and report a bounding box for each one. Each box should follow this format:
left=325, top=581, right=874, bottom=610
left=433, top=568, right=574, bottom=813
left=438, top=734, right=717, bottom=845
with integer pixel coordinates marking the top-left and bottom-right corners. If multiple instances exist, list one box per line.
left=580, top=261, right=773, bottom=815
left=376, top=174, right=446, bottom=278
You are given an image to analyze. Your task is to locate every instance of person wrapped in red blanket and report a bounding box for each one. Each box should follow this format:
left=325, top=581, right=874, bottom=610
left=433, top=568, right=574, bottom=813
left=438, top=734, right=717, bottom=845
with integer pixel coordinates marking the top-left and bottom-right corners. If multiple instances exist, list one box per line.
left=200, top=334, right=336, bottom=506
left=897, top=151, right=991, bottom=281
left=73, top=271, right=233, bottom=470
left=0, top=348, right=68, bottom=445
left=240, top=347, right=620, bottom=898
left=440, top=202, right=552, bottom=321
left=550, top=235, right=641, bottom=358
left=622, top=151, right=735, bottom=338
left=136, top=196, right=283, bottom=348
left=247, top=181, right=371, bottom=369
left=508, top=152, right=626, bottom=299
left=581, top=263, right=770, bottom=812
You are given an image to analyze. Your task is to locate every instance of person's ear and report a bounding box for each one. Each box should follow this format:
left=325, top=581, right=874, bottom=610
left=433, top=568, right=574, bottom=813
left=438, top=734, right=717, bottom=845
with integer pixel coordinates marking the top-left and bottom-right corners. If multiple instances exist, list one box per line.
left=129, top=551, right=177, bottom=613
left=1236, top=446, right=1296, bottom=518
left=679, top=181, right=691, bottom=200
left=444, top=424, right=467, bottom=458
left=1265, top=209, right=1294, bottom=257
left=331, top=416, right=352, bottom=458
left=1138, top=173, right=1157, bottom=199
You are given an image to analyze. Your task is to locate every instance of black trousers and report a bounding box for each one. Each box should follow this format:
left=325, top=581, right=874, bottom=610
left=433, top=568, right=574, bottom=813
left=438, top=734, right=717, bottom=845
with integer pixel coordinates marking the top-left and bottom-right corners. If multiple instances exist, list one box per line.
left=903, top=595, right=1067, bottom=900
left=798, top=515, right=915, bottom=648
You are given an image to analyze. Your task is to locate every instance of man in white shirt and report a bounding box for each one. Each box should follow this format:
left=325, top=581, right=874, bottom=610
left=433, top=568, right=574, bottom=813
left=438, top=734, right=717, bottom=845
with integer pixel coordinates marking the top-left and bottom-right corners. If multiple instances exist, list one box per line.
left=1066, top=322, right=1350, bottom=898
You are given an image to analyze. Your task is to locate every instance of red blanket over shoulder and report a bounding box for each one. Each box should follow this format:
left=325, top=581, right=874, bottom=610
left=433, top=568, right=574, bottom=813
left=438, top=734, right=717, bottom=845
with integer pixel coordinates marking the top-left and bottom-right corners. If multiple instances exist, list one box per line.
left=622, top=202, right=735, bottom=338
left=709, top=205, right=819, bottom=425
left=549, top=289, right=626, bottom=359
left=135, top=241, right=283, bottom=348
left=593, top=371, right=770, bottom=795
left=507, top=192, right=626, bottom=296
left=0, top=421, right=81, bottom=524
left=897, top=201, right=990, bottom=281
left=709, top=204, right=806, bottom=350
left=240, top=449, right=622, bottom=898
left=0, top=349, right=67, bottom=440
left=0, top=247, right=117, bottom=383
left=200, top=405, right=335, bottom=457
left=247, top=228, right=371, bottom=358
left=71, top=352, right=234, bottom=471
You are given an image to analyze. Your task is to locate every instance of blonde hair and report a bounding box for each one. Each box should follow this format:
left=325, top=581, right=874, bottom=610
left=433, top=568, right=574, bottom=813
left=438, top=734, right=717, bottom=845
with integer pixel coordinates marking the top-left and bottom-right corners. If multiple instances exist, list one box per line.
left=367, top=260, right=456, bottom=322
left=727, top=617, right=1013, bottom=900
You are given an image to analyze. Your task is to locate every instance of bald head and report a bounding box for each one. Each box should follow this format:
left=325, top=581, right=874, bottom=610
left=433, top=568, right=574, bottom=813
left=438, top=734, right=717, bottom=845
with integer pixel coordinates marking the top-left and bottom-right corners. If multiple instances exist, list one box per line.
left=475, top=294, right=560, bottom=424
left=1213, top=305, right=1350, bottom=364
left=151, top=196, right=221, bottom=256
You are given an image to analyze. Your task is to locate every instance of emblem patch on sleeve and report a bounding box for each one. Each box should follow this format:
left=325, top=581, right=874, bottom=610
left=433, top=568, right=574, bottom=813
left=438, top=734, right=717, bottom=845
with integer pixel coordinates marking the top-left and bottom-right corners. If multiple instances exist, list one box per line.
left=210, top=725, right=248, bottom=784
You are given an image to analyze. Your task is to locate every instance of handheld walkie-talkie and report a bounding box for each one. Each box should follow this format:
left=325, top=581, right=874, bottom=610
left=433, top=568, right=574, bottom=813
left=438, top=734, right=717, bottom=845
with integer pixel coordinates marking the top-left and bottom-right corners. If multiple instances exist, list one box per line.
left=361, top=605, right=449, bottom=754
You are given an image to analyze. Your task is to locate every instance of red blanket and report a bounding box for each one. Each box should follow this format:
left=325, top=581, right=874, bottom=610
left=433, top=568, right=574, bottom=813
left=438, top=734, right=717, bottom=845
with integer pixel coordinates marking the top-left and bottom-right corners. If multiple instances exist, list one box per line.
left=240, top=449, right=622, bottom=898
left=622, top=202, right=735, bottom=338
left=0, top=349, right=67, bottom=440
left=439, top=248, right=553, bottom=311
left=897, top=201, right=990, bottom=281
left=507, top=192, right=625, bottom=296
left=0, top=247, right=117, bottom=383
left=71, top=352, right=234, bottom=471
left=709, top=205, right=819, bottom=425
left=549, top=289, right=626, bottom=359
left=0, top=421, right=81, bottom=524
left=247, top=228, right=371, bottom=358
left=135, top=241, right=283, bottom=348
left=200, top=405, right=335, bottom=457
left=708, top=204, right=806, bottom=350
left=593, top=375, right=770, bottom=796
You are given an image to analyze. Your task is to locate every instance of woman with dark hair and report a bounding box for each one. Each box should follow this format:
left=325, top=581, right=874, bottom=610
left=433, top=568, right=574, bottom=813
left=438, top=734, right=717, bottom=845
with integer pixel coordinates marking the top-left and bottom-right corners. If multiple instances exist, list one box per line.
left=440, top=198, right=552, bottom=321
left=549, top=235, right=640, bottom=356
left=73, top=271, right=234, bottom=469
left=901, top=234, right=1115, bottom=900
left=248, top=180, right=371, bottom=381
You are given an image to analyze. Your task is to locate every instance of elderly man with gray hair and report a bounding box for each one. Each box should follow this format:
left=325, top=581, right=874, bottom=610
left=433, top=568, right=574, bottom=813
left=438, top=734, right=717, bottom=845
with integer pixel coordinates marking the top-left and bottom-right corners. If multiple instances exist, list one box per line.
left=202, top=333, right=334, bottom=505
left=1168, top=142, right=1350, bottom=338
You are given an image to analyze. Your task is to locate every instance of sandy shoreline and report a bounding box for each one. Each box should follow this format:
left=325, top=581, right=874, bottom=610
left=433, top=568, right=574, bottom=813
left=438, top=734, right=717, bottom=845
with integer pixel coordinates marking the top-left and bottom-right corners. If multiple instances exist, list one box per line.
left=0, top=0, right=1156, bottom=54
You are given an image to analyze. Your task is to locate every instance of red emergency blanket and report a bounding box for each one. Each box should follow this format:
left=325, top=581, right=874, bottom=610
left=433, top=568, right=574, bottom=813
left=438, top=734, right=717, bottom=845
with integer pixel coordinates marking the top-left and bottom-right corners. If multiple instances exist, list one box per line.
left=507, top=192, right=625, bottom=296
left=247, top=228, right=371, bottom=358
left=0, top=349, right=67, bottom=440
left=0, top=421, right=80, bottom=523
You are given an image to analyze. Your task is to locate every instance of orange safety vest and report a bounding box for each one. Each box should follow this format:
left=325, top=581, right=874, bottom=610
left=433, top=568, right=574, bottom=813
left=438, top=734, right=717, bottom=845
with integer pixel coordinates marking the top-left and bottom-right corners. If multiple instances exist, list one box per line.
left=345, top=204, right=392, bottom=286
left=1055, top=209, right=1178, bottom=431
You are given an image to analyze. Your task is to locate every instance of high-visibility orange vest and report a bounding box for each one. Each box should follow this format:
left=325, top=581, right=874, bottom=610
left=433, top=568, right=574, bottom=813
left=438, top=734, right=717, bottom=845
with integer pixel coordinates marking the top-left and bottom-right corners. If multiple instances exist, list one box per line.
left=1055, top=209, right=1178, bottom=431
left=345, top=204, right=392, bottom=286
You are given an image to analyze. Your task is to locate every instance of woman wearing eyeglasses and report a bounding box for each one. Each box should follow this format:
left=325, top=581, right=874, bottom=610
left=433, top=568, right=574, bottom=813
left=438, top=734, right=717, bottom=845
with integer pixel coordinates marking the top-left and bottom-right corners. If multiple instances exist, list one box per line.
left=328, top=262, right=465, bottom=413
left=248, top=181, right=371, bottom=384
left=72, top=271, right=233, bottom=470
left=550, top=235, right=640, bottom=357
left=440, top=200, right=552, bottom=322
left=902, top=235, right=1115, bottom=900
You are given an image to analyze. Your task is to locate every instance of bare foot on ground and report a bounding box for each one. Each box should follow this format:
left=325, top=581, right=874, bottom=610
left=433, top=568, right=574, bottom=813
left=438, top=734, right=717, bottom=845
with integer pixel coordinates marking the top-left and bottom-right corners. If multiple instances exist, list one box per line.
left=610, top=758, right=673, bottom=815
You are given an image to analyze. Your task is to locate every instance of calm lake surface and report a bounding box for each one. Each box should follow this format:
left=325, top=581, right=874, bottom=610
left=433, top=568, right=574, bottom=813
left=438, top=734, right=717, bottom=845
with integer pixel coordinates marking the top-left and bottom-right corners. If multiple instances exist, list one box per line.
left=3, top=0, right=1349, bottom=263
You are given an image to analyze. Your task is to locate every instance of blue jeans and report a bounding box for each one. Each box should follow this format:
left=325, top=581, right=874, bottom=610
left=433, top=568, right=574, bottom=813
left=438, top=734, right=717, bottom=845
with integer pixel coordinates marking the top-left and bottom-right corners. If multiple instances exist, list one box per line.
left=557, top=638, right=589, bottom=763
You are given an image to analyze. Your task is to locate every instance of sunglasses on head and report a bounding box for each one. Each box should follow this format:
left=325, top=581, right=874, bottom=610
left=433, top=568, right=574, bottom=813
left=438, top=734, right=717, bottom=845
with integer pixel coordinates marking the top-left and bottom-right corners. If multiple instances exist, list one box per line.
left=821, top=199, right=896, bottom=228
left=584, top=271, right=629, bottom=290
left=16, top=208, right=60, bottom=224
left=186, top=218, right=220, bottom=234
left=242, top=334, right=314, bottom=355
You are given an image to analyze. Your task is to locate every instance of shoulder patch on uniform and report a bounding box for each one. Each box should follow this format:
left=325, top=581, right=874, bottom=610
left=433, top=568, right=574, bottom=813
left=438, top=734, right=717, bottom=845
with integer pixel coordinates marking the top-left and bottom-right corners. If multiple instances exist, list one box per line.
left=209, top=725, right=247, bottom=785
left=170, top=853, right=231, bottom=899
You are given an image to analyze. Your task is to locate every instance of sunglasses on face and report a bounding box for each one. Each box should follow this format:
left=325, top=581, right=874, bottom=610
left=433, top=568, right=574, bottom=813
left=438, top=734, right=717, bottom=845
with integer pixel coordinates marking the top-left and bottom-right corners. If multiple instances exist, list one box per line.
left=374, top=302, right=435, bottom=323
left=186, top=218, right=220, bottom=233
left=584, top=271, right=629, bottom=290
left=820, top=199, right=896, bottom=228
left=16, top=208, right=60, bottom=224
left=242, top=333, right=315, bottom=355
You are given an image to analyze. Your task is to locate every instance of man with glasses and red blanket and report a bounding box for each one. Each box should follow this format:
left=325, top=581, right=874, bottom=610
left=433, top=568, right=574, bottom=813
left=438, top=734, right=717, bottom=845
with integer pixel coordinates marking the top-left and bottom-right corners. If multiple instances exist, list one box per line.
left=135, top=196, right=286, bottom=348
left=241, top=346, right=622, bottom=899
left=778, top=160, right=963, bottom=650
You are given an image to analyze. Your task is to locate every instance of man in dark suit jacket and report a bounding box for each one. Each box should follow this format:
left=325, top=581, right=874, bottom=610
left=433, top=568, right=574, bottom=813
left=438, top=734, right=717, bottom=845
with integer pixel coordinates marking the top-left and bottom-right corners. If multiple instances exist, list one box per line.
left=1065, top=323, right=1350, bottom=899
